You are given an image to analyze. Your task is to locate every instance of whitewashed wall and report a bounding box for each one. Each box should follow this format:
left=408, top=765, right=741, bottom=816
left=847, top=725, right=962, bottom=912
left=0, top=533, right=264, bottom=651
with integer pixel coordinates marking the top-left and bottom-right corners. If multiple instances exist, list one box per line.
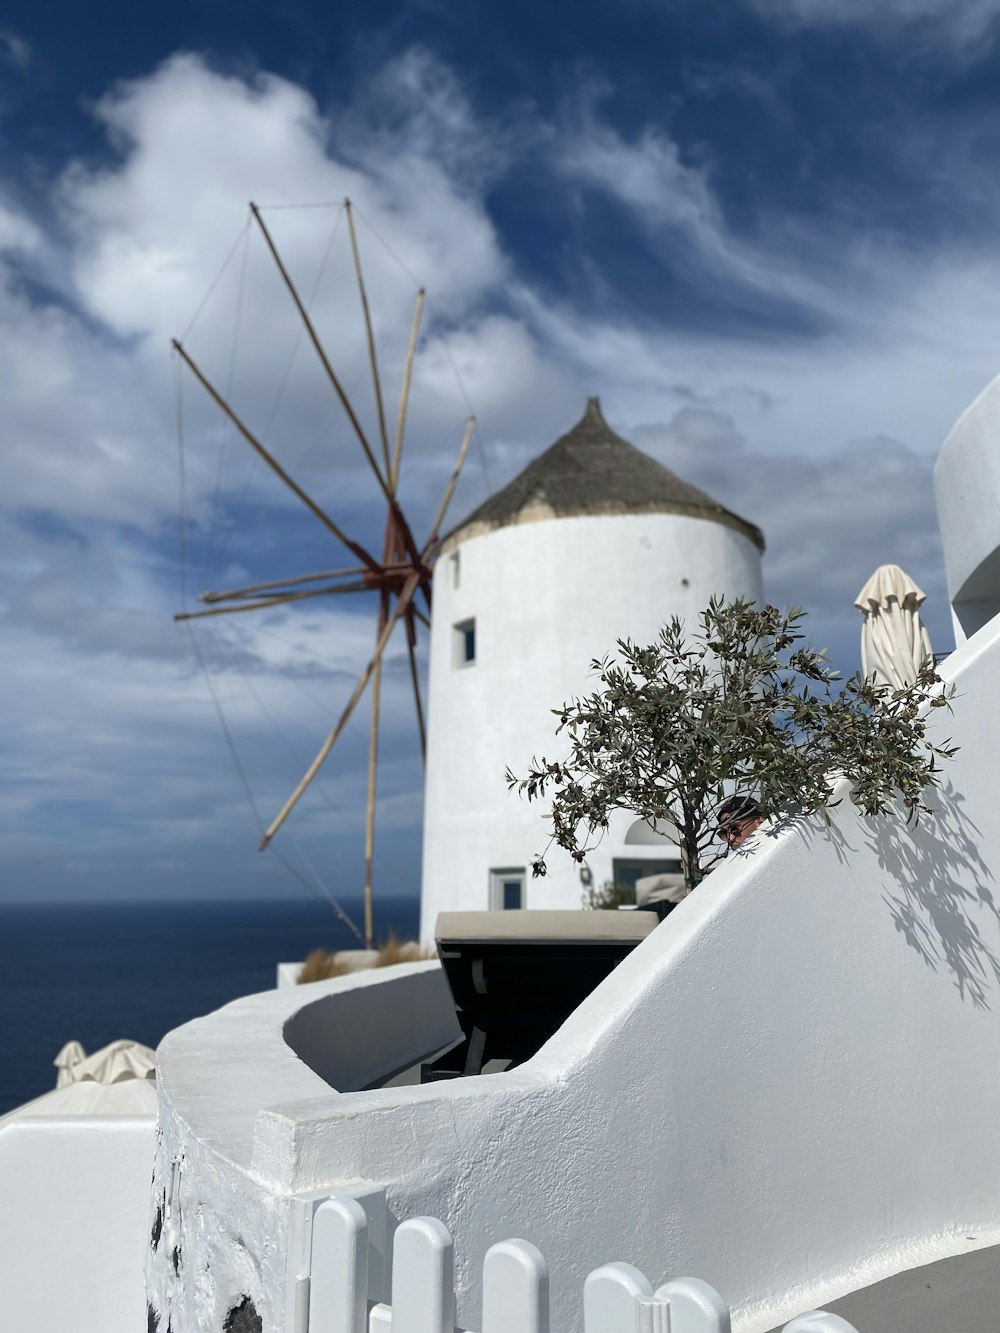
left=0, top=1116, right=154, bottom=1333
left=934, top=371, right=1000, bottom=642
left=155, top=612, right=1000, bottom=1333
left=147, top=962, right=459, bottom=1333
left=420, top=510, right=763, bottom=937
left=261, top=613, right=1000, bottom=1331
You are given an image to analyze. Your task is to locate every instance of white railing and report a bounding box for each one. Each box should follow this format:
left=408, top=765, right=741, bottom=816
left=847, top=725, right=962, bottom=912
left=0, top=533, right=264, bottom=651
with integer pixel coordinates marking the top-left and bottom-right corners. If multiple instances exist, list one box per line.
left=303, top=1196, right=859, bottom=1333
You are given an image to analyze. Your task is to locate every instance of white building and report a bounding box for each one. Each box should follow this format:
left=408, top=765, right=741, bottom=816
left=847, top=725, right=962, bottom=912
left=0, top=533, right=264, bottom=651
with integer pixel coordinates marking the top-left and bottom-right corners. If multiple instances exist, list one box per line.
left=934, top=372, right=1000, bottom=643
left=419, top=397, right=765, bottom=937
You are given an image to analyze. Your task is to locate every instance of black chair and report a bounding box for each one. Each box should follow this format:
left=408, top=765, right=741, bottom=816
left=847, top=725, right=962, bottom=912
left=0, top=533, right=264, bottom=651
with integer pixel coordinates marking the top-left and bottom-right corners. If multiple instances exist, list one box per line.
left=421, top=910, right=657, bottom=1081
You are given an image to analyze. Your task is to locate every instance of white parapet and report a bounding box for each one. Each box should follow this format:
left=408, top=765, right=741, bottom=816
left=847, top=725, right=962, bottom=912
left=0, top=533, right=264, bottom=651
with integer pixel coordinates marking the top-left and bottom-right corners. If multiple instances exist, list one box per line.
left=153, top=613, right=1000, bottom=1333
left=276, top=961, right=304, bottom=988
left=147, top=961, right=460, bottom=1333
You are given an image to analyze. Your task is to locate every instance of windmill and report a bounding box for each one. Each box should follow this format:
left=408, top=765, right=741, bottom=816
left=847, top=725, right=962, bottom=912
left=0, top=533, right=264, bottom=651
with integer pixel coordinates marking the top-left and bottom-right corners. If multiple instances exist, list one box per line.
left=172, top=200, right=474, bottom=948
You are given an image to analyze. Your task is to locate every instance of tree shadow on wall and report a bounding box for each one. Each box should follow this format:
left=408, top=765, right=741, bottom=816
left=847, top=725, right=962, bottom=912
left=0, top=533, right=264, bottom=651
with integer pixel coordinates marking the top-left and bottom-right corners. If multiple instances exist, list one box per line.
left=860, top=780, right=1000, bottom=1009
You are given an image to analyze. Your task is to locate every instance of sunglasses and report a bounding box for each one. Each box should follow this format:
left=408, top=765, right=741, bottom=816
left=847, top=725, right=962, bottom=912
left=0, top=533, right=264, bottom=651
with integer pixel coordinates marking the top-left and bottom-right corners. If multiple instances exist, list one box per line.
left=716, top=819, right=749, bottom=841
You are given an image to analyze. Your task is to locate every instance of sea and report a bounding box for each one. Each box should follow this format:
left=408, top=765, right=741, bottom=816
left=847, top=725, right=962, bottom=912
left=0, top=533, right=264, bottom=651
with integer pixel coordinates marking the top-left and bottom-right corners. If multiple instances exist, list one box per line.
left=0, top=895, right=419, bottom=1116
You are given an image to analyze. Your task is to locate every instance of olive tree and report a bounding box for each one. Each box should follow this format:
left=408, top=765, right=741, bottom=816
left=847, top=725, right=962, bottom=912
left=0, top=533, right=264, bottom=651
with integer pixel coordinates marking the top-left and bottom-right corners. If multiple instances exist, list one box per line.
left=507, top=598, right=957, bottom=889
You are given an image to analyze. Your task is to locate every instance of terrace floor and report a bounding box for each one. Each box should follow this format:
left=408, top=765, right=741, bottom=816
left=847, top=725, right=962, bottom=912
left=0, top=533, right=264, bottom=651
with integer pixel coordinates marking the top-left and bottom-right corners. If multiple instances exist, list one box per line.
left=766, top=1242, right=1000, bottom=1332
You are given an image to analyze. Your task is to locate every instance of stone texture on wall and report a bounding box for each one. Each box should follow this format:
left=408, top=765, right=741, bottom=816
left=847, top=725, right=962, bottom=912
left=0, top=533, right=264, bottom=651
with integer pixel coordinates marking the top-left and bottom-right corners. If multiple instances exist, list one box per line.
left=146, top=964, right=459, bottom=1332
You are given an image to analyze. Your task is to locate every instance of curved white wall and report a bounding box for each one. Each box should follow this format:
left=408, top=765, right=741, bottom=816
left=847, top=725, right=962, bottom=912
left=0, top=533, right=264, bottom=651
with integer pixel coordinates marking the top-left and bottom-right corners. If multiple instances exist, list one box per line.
left=934, top=371, right=1000, bottom=642
left=420, top=511, right=763, bottom=937
left=147, top=962, right=459, bottom=1333
left=244, top=611, right=1000, bottom=1333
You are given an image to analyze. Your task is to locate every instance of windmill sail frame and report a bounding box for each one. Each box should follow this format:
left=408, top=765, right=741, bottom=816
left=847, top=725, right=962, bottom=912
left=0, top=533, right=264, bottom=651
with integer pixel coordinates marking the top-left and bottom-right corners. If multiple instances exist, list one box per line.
left=174, top=200, right=475, bottom=947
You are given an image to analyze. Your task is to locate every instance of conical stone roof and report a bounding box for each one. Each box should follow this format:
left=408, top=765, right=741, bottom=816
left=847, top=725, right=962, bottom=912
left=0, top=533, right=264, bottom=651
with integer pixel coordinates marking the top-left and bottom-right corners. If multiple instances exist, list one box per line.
left=441, top=397, right=765, bottom=553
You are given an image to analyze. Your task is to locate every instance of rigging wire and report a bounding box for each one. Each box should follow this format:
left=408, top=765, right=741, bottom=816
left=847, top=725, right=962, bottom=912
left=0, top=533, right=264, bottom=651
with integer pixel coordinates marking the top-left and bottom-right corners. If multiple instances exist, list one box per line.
left=175, top=350, right=189, bottom=613
left=184, top=622, right=365, bottom=942
left=350, top=202, right=494, bottom=501
left=198, top=221, right=253, bottom=588
left=312, top=295, right=416, bottom=460
left=181, top=216, right=253, bottom=344
left=227, top=624, right=422, bottom=888
left=256, top=202, right=344, bottom=210
left=429, top=327, right=493, bottom=500
left=198, top=221, right=254, bottom=586
left=177, top=345, right=364, bottom=941
left=199, top=204, right=347, bottom=591
left=260, top=206, right=346, bottom=441
left=238, top=665, right=360, bottom=831
left=225, top=613, right=427, bottom=779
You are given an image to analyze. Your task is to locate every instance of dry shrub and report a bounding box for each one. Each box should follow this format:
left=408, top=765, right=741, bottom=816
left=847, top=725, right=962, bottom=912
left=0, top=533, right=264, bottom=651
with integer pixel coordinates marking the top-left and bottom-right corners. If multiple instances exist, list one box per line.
left=297, top=949, right=354, bottom=984
left=373, top=935, right=436, bottom=967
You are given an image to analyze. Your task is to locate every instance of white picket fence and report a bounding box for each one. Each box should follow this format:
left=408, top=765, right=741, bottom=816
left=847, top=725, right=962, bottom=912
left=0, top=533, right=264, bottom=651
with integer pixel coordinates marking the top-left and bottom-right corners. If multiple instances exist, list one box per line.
left=302, top=1195, right=859, bottom=1333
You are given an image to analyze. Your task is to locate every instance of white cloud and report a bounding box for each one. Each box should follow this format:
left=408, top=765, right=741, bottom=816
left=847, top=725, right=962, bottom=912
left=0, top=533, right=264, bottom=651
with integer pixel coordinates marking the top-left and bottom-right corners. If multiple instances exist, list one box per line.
left=552, top=115, right=858, bottom=319
left=0, top=53, right=511, bottom=539
left=634, top=408, right=948, bottom=650
left=0, top=29, right=30, bottom=70
left=340, top=47, right=512, bottom=188
left=0, top=203, right=39, bottom=251
left=561, top=124, right=713, bottom=235
left=60, top=53, right=503, bottom=341
left=506, top=186, right=1000, bottom=468
left=747, top=0, right=1000, bottom=44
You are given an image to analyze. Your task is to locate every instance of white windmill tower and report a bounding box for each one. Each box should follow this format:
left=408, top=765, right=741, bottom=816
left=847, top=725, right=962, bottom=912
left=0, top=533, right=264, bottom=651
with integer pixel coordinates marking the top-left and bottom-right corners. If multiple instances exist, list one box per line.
left=419, top=397, right=765, bottom=938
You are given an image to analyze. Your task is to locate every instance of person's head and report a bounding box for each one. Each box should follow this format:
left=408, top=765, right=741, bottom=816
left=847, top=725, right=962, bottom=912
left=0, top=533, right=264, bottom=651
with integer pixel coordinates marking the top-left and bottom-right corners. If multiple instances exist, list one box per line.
left=716, top=795, right=765, bottom=850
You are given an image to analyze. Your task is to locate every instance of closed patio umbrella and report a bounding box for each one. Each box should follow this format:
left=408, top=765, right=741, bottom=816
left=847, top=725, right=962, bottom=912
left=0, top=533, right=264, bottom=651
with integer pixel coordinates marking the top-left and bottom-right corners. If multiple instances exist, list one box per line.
left=0, top=1077, right=157, bottom=1128
left=854, top=564, right=933, bottom=689
left=53, top=1040, right=87, bottom=1089
left=68, top=1039, right=156, bottom=1085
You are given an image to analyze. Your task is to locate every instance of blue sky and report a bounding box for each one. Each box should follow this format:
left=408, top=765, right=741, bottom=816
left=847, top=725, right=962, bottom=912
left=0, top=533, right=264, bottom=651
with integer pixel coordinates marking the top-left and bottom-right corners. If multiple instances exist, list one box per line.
left=3, top=0, right=1000, bottom=905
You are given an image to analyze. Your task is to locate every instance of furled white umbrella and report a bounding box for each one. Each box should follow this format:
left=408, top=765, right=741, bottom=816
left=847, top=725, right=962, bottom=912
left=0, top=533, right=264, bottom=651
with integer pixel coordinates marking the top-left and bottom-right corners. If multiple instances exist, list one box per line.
left=53, top=1040, right=87, bottom=1089
left=68, top=1039, right=156, bottom=1085
left=854, top=564, right=933, bottom=689
left=0, top=1077, right=157, bottom=1128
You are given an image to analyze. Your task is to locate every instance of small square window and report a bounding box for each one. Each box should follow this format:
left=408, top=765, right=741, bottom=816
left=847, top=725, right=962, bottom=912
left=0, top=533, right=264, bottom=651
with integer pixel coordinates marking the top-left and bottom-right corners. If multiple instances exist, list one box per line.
left=489, top=868, right=524, bottom=911
left=612, top=858, right=682, bottom=895
left=453, top=617, right=476, bottom=667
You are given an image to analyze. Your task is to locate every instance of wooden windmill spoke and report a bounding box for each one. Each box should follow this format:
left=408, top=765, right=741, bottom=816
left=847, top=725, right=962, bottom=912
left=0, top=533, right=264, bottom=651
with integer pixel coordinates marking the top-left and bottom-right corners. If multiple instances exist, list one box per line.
left=404, top=609, right=427, bottom=761
left=392, top=288, right=425, bottom=494
left=422, top=416, right=475, bottom=557
left=172, top=339, right=381, bottom=575
left=362, top=647, right=383, bottom=949
left=174, top=580, right=370, bottom=621
left=198, top=566, right=368, bottom=603
left=345, top=199, right=392, bottom=482
left=389, top=499, right=425, bottom=570
left=249, top=203, right=396, bottom=506
left=259, top=570, right=422, bottom=850
left=249, top=205, right=429, bottom=573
